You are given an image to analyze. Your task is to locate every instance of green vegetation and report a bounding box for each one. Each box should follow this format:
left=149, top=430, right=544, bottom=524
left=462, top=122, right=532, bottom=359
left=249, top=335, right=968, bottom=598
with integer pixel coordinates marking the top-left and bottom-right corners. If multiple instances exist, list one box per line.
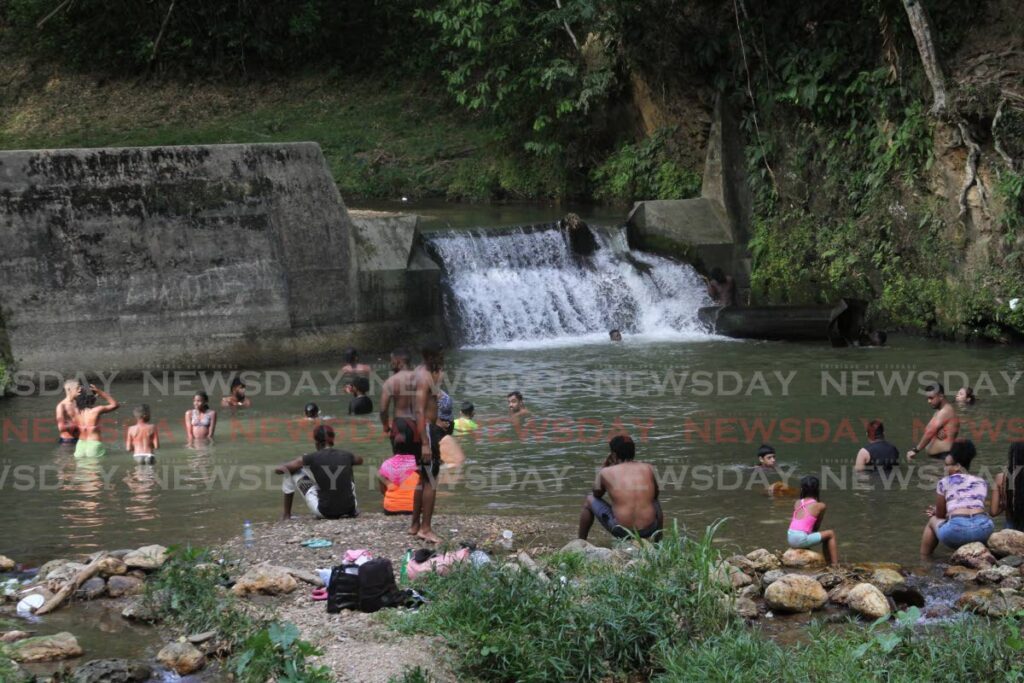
left=146, top=546, right=330, bottom=683
left=591, top=129, right=702, bottom=202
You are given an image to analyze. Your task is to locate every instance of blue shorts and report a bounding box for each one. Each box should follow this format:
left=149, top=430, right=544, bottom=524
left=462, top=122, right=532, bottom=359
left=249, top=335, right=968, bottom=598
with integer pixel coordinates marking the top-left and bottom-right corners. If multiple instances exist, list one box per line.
left=588, top=497, right=662, bottom=539
left=787, top=530, right=823, bottom=549
left=936, top=514, right=994, bottom=548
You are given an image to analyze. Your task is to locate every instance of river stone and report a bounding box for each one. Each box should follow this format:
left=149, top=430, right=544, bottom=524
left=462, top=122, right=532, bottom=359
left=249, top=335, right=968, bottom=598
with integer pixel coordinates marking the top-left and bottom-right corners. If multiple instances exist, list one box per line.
left=187, top=631, right=217, bottom=645
left=815, top=571, right=846, bottom=590
left=107, top=575, right=144, bottom=598
left=713, top=562, right=752, bottom=589
left=870, top=568, right=905, bottom=594
left=156, top=641, right=205, bottom=675
left=47, top=562, right=87, bottom=584
left=1003, top=577, right=1024, bottom=591
left=988, top=529, right=1024, bottom=558
left=559, top=539, right=615, bottom=563
left=950, top=542, right=996, bottom=569
left=97, top=557, right=128, bottom=577
left=764, top=574, right=827, bottom=613
left=977, top=564, right=1019, bottom=584
left=1, top=630, right=32, bottom=643
left=781, top=549, right=825, bottom=568
left=738, top=583, right=761, bottom=600
left=944, top=565, right=979, bottom=581
left=37, top=559, right=70, bottom=580
left=76, top=577, right=107, bottom=601
left=734, top=596, right=760, bottom=619
left=123, top=545, right=167, bottom=571
left=999, top=555, right=1024, bottom=568
left=231, top=565, right=298, bottom=596
left=121, top=597, right=160, bottom=622
left=727, top=555, right=756, bottom=575
left=0, top=555, right=14, bottom=571
left=762, top=570, right=786, bottom=586
left=9, top=632, right=83, bottom=662
left=71, top=659, right=152, bottom=683
left=957, top=588, right=1024, bottom=617
left=827, top=582, right=858, bottom=605
left=745, top=548, right=780, bottom=572
left=846, top=583, right=891, bottom=620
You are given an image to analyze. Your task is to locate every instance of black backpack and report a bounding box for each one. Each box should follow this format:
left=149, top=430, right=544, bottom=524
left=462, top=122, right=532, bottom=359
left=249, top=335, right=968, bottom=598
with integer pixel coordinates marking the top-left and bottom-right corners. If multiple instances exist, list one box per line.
left=357, top=558, right=400, bottom=613
left=326, top=564, right=361, bottom=614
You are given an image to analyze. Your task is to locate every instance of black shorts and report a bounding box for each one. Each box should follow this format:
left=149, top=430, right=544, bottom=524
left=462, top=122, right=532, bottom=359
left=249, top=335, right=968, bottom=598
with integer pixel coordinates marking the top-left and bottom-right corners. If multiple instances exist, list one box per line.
left=418, top=423, right=443, bottom=481
left=390, top=417, right=420, bottom=456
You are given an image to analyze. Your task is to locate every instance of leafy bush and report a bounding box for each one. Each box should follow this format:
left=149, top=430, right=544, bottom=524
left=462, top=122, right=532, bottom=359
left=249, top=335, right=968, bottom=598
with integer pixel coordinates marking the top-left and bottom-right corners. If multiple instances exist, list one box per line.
left=591, top=129, right=702, bottom=203
left=233, top=622, right=332, bottom=683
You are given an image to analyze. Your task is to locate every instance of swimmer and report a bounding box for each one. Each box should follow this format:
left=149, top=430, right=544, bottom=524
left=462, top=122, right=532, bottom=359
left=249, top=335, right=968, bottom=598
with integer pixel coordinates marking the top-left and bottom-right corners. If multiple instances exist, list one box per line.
left=221, top=377, right=251, bottom=409
left=955, top=386, right=977, bottom=407
left=125, top=404, right=159, bottom=464
left=854, top=420, right=899, bottom=472
left=341, top=347, right=372, bottom=395
left=907, top=383, right=958, bottom=461
left=454, top=401, right=479, bottom=434
left=56, top=379, right=82, bottom=443
left=186, top=391, right=217, bottom=444
left=609, top=329, right=623, bottom=342
left=507, top=390, right=530, bottom=420
left=755, top=444, right=777, bottom=471
left=348, top=376, right=374, bottom=415
left=73, top=384, right=119, bottom=458
left=380, top=348, right=415, bottom=446
left=304, top=402, right=321, bottom=421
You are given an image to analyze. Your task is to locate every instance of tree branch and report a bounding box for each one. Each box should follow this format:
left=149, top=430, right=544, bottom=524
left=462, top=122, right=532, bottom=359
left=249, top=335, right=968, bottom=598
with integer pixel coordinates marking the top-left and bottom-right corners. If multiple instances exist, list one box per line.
left=36, top=0, right=76, bottom=29
left=554, top=0, right=580, bottom=52
left=149, top=0, right=177, bottom=64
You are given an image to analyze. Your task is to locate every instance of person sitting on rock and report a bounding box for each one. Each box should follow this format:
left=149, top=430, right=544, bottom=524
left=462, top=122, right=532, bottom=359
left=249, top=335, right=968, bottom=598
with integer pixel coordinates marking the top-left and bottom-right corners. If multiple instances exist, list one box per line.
left=377, top=419, right=419, bottom=516
left=276, top=425, right=363, bottom=520
left=921, top=439, right=994, bottom=557
left=991, top=441, right=1024, bottom=530
left=787, top=475, right=840, bottom=566
left=853, top=420, right=900, bottom=472
left=578, top=435, right=662, bottom=541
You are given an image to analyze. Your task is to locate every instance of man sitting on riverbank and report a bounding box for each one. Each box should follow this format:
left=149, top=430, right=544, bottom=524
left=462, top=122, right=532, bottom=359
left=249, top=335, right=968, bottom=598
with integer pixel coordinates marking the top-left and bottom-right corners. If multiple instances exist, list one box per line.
left=276, top=425, right=363, bottom=520
left=579, top=435, right=663, bottom=540
left=854, top=420, right=899, bottom=472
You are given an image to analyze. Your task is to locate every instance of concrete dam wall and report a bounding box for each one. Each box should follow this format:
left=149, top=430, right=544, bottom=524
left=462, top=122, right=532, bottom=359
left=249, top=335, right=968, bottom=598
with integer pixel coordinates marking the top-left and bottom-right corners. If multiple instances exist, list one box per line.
left=0, top=143, right=441, bottom=376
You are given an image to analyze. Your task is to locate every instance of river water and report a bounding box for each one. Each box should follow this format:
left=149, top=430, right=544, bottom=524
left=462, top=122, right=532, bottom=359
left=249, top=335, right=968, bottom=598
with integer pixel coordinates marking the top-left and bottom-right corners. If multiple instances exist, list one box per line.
left=1, top=202, right=1022, bottom=569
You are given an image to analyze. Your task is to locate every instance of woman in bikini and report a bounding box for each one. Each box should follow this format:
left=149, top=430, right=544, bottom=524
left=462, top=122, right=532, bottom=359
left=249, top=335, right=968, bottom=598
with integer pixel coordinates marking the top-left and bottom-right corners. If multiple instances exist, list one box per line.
left=185, top=391, right=217, bottom=444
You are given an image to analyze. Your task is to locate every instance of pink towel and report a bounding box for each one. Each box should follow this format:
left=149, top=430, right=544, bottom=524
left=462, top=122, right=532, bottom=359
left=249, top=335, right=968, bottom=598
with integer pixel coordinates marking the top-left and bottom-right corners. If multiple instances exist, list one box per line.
left=406, top=548, right=470, bottom=581
left=343, top=549, right=373, bottom=564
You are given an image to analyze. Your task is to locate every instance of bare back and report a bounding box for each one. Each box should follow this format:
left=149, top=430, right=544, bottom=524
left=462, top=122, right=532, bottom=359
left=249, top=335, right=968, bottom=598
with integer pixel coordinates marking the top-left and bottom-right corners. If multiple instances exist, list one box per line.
left=127, top=423, right=158, bottom=454
left=600, top=462, right=659, bottom=529
left=381, top=369, right=418, bottom=422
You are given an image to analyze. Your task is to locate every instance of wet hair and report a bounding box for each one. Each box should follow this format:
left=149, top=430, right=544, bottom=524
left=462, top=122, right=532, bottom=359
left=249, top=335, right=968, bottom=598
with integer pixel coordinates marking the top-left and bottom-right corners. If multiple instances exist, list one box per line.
left=75, top=388, right=97, bottom=410
left=961, top=387, right=976, bottom=405
left=421, top=341, right=444, bottom=372
left=1006, top=442, right=1024, bottom=531
left=867, top=420, right=885, bottom=440
left=304, top=402, right=319, bottom=418
left=194, top=391, right=209, bottom=411
left=343, top=347, right=358, bottom=364
left=609, top=329, right=622, bottom=340
left=709, top=267, right=726, bottom=283
left=313, top=424, right=335, bottom=447
left=230, top=377, right=246, bottom=390
left=64, top=379, right=82, bottom=394
left=391, top=348, right=411, bottom=365
left=757, top=444, right=775, bottom=460
left=352, top=376, right=370, bottom=394
left=460, top=401, right=475, bottom=417
left=507, top=391, right=524, bottom=402
left=799, top=475, right=820, bottom=500
left=949, top=439, right=977, bottom=470
left=609, top=435, right=635, bottom=462
left=133, top=404, right=151, bottom=421
left=926, top=383, right=945, bottom=396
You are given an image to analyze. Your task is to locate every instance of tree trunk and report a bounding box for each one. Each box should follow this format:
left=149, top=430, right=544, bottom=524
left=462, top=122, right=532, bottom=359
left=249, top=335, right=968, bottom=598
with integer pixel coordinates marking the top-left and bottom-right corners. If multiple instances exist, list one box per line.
left=901, top=0, right=948, bottom=114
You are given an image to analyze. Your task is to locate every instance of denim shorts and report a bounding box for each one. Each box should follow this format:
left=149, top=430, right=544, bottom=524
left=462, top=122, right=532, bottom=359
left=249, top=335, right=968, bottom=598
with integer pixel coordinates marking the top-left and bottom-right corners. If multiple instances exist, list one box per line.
left=936, top=514, right=994, bottom=548
left=787, top=530, right=823, bottom=549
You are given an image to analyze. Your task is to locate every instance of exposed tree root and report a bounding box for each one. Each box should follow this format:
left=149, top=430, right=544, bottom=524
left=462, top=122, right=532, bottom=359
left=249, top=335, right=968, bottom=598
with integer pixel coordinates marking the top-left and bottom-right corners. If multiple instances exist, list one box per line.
left=957, top=121, right=988, bottom=216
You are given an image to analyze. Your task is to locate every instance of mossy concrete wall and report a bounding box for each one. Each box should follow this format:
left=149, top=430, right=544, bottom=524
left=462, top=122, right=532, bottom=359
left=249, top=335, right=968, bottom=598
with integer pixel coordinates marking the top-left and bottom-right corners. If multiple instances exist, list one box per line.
left=0, top=143, right=441, bottom=376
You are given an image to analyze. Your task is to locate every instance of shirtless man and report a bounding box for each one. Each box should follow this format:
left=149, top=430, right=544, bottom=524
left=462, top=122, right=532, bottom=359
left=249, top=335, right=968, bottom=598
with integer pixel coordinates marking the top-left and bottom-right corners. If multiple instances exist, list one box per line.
left=125, top=404, right=159, bottom=464
left=579, top=435, right=663, bottom=540
left=55, top=379, right=82, bottom=444
left=907, top=383, right=959, bottom=461
left=341, top=347, right=373, bottom=395
left=410, top=342, right=445, bottom=543
left=379, top=348, right=414, bottom=444
left=221, top=377, right=251, bottom=409
left=705, top=267, right=737, bottom=307
left=73, top=384, right=119, bottom=458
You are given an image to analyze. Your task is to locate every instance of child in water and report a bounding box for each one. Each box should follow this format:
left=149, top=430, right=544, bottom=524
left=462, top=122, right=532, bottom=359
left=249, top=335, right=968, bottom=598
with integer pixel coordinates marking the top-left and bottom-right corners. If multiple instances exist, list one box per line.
left=787, top=475, right=840, bottom=566
left=126, top=404, right=159, bottom=464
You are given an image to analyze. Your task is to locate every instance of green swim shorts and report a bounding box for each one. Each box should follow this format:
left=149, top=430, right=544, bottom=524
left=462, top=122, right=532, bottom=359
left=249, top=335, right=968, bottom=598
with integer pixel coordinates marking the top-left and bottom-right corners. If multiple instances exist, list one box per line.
left=74, top=440, right=107, bottom=458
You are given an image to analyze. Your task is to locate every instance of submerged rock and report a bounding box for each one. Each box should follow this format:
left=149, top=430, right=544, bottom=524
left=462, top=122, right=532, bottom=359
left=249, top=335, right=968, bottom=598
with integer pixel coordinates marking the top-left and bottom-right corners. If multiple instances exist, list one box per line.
left=156, top=641, right=205, bottom=675
left=781, top=549, right=825, bottom=568
left=944, top=565, right=979, bottom=581
left=957, top=588, right=1024, bottom=617
left=846, top=583, right=891, bottom=620
left=232, top=565, right=298, bottom=596
left=71, top=659, right=152, bottom=683
left=950, top=542, right=996, bottom=569
left=123, top=545, right=167, bottom=571
left=988, top=530, right=1024, bottom=558
left=764, top=574, right=827, bottom=613
left=9, top=632, right=83, bottom=662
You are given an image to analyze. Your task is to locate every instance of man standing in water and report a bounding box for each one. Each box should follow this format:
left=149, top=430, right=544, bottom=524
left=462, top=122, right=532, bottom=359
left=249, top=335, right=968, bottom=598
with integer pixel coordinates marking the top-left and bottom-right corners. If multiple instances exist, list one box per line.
left=410, top=342, right=445, bottom=543
left=579, top=435, right=663, bottom=540
left=221, top=377, right=251, bottom=409
left=73, top=383, right=119, bottom=458
left=379, top=348, right=414, bottom=447
left=907, top=383, right=959, bottom=461
left=56, top=379, right=82, bottom=444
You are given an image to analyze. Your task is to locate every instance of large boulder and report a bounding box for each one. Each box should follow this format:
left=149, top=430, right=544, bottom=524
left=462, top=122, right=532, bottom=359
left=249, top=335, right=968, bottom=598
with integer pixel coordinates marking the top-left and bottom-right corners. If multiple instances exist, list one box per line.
left=71, top=659, right=152, bottom=683
left=827, top=582, right=858, bottom=606
left=123, top=545, right=167, bottom=571
left=156, top=641, right=205, bottom=675
left=106, top=576, right=144, bottom=598
left=870, top=568, right=905, bottom=594
left=987, top=530, right=1024, bottom=558
left=846, top=583, right=891, bottom=620
left=8, top=632, right=83, bottom=662
left=0, top=555, right=14, bottom=571
left=950, top=542, right=996, bottom=569
left=764, top=574, right=827, bottom=613
left=781, top=549, right=825, bottom=568
left=957, top=588, right=1024, bottom=617
left=231, top=565, right=298, bottom=597
left=745, top=548, right=780, bottom=573
left=559, top=540, right=615, bottom=563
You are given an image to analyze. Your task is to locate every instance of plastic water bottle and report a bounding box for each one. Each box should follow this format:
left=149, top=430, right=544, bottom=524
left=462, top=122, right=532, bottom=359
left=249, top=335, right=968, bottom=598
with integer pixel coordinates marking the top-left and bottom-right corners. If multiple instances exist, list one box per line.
left=243, top=520, right=254, bottom=548
left=501, top=530, right=514, bottom=550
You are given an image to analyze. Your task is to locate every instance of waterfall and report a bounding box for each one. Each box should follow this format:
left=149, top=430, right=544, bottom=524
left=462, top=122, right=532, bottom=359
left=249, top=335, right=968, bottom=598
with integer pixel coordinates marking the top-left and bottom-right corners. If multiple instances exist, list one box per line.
left=425, top=223, right=714, bottom=348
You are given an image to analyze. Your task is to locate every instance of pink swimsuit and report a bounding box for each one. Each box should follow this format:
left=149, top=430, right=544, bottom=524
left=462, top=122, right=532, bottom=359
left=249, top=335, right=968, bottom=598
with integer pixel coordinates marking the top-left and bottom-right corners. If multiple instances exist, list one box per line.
left=789, top=498, right=820, bottom=533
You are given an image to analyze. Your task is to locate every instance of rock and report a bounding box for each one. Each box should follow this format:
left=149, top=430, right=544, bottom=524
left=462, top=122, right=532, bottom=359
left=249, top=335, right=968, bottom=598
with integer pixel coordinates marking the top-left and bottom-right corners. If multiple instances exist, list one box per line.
left=957, top=588, right=1024, bottom=617
left=889, top=586, right=926, bottom=608
left=764, top=574, right=827, bottom=613
left=815, top=571, right=846, bottom=590
left=987, top=529, right=1024, bottom=558
left=999, top=555, right=1024, bottom=568
left=727, top=555, right=756, bottom=575
left=8, top=632, right=83, bottom=662
left=977, top=564, right=1019, bottom=584
left=1004, top=577, right=1024, bottom=591
left=123, top=545, right=167, bottom=571
left=108, top=549, right=133, bottom=560
left=231, top=565, right=298, bottom=596
left=559, top=539, right=615, bottom=563
left=76, top=577, right=107, bottom=601
left=47, top=562, right=87, bottom=584
left=828, top=582, right=858, bottom=606
left=71, top=659, right=152, bottom=683
left=1, top=630, right=32, bottom=643
left=950, top=542, right=996, bottom=569
left=713, top=562, right=752, bottom=589
left=187, top=631, right=217, bottom=645
left=762, top=570, right=786, bottom=586
left=738, top=584, right=762, bottom=600
left=781, top=549, right=825, bottom=568
left=846, top=583, right=891, bottom=620
left=923, top=603, right=953, bottom=619
left=870, top=568, right=905, bottom=594
left=36, top=559, right=70, bottom=580
left=106, top=575, right=144, bottom=598
left=121, top=597, right=160, bottom=622
left=745, top=548, right=780, bottom=573
left=734, top=596, right=760, bottom=619
left=516, top=553, right=550, bottom=583
left=156, top=641, right=205, bottom=675
left=0, top=555, right=14, bottom=571
left=97, top=557, right=128, bottom=577
left=944, top=565, right=979, bottom=581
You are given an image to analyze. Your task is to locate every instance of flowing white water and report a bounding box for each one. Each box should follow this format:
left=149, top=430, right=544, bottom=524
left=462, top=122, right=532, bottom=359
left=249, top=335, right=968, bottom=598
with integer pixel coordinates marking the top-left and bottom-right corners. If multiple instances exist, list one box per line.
left=426, top=224, right=715, bottom=348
